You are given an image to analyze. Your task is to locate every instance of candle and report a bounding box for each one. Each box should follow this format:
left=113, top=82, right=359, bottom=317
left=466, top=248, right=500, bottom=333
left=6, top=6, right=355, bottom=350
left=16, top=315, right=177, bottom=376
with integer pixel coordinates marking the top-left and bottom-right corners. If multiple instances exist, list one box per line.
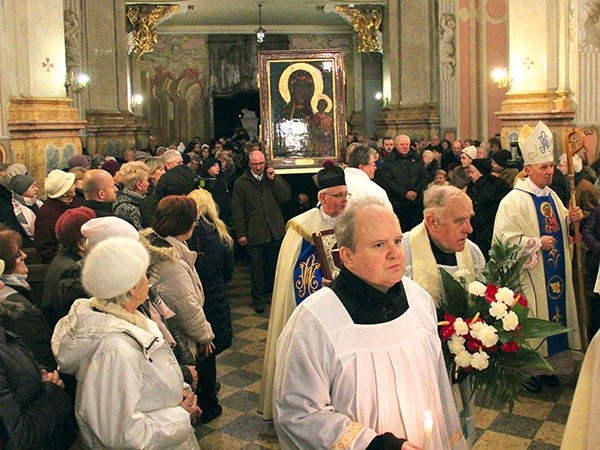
left=423, top=410, right=433, bottom=450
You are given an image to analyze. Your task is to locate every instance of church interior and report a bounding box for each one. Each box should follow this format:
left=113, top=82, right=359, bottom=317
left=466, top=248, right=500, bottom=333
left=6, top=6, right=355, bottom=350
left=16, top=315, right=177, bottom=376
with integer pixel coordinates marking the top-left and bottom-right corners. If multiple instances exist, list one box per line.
left=0, top=0, right=598, bottom=448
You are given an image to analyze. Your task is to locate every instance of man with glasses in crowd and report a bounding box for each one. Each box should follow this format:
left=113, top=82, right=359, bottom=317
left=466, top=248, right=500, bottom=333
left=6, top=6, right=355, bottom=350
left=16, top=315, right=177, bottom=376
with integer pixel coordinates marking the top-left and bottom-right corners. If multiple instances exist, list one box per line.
left=232, top=150, right=291, bottom=314
left=345, top=145, right=392, bottom=210
left=258, top=162, right=349, bottom=420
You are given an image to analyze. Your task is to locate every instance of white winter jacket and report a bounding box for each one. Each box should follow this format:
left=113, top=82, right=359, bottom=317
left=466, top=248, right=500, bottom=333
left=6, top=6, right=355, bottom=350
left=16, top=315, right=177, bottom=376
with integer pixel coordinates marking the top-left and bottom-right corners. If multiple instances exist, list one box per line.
left=51, top=298, right=200, bottom=450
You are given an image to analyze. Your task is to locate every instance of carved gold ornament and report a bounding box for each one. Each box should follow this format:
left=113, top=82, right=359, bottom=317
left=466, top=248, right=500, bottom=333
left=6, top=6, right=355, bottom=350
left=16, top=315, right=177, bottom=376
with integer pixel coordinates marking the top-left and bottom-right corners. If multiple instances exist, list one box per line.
left=335, top=5, right=382, bottom=53
left=127, top=5, right=179, bottom=59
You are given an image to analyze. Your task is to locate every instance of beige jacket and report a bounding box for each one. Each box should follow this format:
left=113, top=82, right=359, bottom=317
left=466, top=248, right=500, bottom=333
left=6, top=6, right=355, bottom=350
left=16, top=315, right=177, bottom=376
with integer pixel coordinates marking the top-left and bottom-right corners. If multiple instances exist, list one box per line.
left=140, top=229, right=214, bottom=350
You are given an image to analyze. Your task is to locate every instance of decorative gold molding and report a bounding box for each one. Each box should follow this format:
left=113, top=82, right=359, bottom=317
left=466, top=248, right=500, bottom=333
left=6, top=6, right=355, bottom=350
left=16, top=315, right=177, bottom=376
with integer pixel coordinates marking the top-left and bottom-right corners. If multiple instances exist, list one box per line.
left=127, top=4, right=179, bottom=59
left=334, top=5, right=382, bottom=53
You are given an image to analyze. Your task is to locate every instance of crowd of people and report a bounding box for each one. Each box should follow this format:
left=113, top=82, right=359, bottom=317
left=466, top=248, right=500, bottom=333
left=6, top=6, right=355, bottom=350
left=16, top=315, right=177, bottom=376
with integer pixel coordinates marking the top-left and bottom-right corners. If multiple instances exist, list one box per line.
left=0, top=135, right=247, bottom=448
left=0, top=122, right=599, bottom=448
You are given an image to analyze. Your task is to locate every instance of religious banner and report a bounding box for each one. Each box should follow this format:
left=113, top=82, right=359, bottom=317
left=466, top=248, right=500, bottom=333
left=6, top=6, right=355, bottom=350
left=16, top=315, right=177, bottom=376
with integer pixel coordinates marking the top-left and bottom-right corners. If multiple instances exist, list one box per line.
left=258, top=50, right=346, bottom=170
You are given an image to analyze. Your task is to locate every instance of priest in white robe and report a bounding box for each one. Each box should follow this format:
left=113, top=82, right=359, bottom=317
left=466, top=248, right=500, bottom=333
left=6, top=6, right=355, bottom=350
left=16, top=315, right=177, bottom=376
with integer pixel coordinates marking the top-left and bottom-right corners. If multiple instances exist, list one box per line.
left=274, top=200, right=466, bottom=450
left=401, top=185, right=485, bottom=446
left=259, top=164, right=348, bottom=420
left=493, top=121, right=582, bottom=385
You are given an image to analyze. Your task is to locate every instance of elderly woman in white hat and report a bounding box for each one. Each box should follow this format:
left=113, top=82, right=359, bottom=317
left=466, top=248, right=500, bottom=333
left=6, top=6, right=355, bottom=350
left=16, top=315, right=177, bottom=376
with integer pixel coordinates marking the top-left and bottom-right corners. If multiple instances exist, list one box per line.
left=34, top=169, right=79, bottom=262
left=52, top=237, right=201, bottom=449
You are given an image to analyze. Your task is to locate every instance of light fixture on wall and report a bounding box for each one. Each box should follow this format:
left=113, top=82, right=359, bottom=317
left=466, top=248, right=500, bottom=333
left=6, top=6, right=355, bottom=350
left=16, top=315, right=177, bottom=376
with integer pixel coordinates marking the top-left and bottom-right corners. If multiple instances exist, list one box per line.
left=65, top=71, right=89, bottom=95
left=374, top=91, right=388, bottom=106
left=256, top=3, right=266, bottom=44
left=131, top=94, right=144, bottom=109
left=491, top=67, right=511, bottom=89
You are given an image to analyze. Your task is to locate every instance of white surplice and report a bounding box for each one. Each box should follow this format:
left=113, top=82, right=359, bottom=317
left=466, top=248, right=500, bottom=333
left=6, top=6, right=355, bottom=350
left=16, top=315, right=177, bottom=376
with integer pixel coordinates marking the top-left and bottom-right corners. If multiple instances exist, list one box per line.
left=274, top=279, right=466, bottom=450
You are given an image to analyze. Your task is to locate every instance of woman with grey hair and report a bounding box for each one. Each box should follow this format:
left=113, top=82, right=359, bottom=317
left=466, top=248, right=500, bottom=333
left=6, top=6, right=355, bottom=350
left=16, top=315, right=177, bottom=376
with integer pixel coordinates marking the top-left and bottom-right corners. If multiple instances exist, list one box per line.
left=113, top=161, right=151, bottom=230
left=52, top=236, right=201, bottom=449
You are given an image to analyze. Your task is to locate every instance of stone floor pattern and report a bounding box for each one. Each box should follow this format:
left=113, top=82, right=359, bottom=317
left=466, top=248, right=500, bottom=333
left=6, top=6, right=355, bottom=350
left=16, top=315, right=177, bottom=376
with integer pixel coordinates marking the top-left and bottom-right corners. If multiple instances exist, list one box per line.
left=195, top=260, right=578, bottom=449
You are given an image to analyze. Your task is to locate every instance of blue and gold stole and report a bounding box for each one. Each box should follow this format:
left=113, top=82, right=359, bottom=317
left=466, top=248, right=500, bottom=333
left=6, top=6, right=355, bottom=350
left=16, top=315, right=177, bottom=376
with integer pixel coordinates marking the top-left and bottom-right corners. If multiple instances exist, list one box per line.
left=293, top=239, right=324, bottom=305
left=524, top=191, right=569, bottom=355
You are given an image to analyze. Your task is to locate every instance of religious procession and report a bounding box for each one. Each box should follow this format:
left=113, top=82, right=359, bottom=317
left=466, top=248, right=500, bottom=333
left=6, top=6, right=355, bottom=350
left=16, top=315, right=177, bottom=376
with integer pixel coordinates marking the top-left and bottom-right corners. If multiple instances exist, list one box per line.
left=2, top=1, right=600, bottom=449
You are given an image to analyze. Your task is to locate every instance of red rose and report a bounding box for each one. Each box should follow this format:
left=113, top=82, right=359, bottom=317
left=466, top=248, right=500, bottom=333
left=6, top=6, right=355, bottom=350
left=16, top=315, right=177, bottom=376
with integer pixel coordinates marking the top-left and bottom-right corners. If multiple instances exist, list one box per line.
left=500, top=341, right=520, bottom=353
left=440, top=325, right=455, bottom=341
left=467, top=339, right=482, bottom=352
left=485, top=284, right=499, bottom=304
left=515, top=293, right=528, bottom=307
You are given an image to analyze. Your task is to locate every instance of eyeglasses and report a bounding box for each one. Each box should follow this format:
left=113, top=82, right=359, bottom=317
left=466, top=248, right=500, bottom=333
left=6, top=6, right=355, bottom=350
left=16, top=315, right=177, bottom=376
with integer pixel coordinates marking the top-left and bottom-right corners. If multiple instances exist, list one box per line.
left=249, top=162, right=266, bottom=167
left=15, top=250, right=24, bottom=260
left=324, top=192, right=352, bottom=199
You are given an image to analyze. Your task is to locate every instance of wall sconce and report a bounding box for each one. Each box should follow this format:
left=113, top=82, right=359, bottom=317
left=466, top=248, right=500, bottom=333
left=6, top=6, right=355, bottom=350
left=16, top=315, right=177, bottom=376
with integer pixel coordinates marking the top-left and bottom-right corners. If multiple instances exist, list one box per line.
left=491, top=67, right=511, bottom=89
left=65, top=71, right=89, bottom=95
left=130, top=94, right=143, bottom=109
left=374, top=91, right=388, bottom=106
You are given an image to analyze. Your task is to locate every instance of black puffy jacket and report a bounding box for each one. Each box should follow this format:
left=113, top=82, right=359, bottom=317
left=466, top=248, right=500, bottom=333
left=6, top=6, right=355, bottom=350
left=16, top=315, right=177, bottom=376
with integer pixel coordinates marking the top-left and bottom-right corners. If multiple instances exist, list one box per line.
left=0, top=320, right=76, bottom=449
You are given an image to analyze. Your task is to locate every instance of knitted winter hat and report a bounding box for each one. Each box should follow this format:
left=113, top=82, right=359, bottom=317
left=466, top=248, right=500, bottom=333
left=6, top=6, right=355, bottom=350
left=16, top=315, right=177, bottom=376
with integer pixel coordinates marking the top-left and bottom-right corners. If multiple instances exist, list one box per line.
left=80, top=216, right=139, bottom=251
left=491, top=149, right=512, bottom=168
left=471, top=158, right=492, bottom=177
left=0, top=163, right=27, bottom=187
left=55, top=207, right=96, bottom=246
left=8, top=175, right=35, bottom=195
left=68, top=154, right=91, bottom=169
left=82, top=237, right=149, bottom=299
left=460, top=146, right=477, bottom=161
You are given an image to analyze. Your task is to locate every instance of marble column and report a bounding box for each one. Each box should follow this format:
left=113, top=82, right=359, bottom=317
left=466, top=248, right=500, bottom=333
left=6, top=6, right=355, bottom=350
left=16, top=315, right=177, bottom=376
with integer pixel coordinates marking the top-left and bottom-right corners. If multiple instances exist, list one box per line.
left=495, top=0, right=574, bottom=154
left=82, top=0, right=148, bottom=156
left=374, top=0, right=440, bottom=140
left=0, top=0, right=85, bottom=187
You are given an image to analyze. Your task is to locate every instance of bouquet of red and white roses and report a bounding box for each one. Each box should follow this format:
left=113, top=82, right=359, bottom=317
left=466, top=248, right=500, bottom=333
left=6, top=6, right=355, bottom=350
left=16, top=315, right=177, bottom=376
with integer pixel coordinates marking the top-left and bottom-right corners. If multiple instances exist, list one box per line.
left=437, top=239, right=570, bottom=412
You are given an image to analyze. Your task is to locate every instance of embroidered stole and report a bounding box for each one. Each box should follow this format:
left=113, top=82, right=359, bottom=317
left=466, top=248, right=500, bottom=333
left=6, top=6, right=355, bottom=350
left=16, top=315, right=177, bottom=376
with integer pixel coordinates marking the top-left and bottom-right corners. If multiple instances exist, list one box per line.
left=523, top=190, right=569, bottom=355
left=409, top=222, right=475, bottom=306
left=287, top=219, right=324, bottom=305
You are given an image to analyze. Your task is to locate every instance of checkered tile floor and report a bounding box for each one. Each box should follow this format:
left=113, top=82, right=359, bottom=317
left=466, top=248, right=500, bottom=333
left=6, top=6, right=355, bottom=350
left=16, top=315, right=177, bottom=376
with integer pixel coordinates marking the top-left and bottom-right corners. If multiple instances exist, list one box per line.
left=197, top=260, right=579, bottom=449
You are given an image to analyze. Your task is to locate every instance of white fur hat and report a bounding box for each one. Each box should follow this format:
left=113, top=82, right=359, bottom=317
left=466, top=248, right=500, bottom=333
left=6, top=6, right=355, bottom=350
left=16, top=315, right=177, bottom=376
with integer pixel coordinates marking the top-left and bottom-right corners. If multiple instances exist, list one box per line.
left=82, top=237, right=149, bottom=299
left=519, top=121, right=554, bottom=166
left=460, top=146, right=477, bottom=160
left=45, top=170, right=75, bottom=198
left=81, top=217, right=139, bottom=251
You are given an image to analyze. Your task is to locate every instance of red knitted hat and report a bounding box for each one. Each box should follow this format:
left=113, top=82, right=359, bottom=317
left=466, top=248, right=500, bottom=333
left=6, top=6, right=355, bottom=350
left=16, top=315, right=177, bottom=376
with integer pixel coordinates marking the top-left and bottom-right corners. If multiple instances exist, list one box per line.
left=55, top=207, right=96, bottom=246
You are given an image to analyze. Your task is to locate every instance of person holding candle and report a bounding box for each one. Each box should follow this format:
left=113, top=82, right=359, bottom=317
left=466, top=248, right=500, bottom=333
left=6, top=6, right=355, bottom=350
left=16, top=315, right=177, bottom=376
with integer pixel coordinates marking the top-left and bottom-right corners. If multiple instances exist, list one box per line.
left=273, top=200, right=467, bottom=450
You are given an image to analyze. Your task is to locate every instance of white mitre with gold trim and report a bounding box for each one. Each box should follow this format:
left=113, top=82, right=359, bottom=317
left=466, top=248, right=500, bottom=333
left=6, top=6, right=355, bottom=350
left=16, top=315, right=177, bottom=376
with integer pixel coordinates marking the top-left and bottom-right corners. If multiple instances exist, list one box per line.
left=518, top=121, right=554, bottom=166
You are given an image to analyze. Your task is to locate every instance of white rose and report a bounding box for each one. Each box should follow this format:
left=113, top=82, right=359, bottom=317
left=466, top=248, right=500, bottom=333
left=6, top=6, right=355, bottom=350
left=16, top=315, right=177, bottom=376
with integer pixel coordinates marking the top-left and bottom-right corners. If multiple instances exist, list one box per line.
left=448, top=335, right=466, bottom=354
left=468, top=281, right=487, bottom=297
left=495, top=287, right=515, bottom=305
left=502, top=311, right=519, bottom=331
left=489, top=301, right=508, bottom=320
left=455, top=350, right=472, bottom=368
left=471, top=351, right=490, bottom=370
left=452, top=269, right=471, bottom=282
left=453, top=318, right=469, bottom=336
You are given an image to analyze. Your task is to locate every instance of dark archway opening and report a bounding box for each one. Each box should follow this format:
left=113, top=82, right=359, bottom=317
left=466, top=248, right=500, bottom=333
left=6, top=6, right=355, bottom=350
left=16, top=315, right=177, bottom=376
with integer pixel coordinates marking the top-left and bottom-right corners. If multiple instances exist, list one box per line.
left=213, top=92, right=260, bottom=140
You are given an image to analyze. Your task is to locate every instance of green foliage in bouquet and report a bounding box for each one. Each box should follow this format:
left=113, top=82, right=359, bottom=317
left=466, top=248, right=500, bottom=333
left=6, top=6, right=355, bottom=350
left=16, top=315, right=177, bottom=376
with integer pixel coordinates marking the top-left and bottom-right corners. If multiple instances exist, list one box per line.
left=438, top=239, right=571, bottom=413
